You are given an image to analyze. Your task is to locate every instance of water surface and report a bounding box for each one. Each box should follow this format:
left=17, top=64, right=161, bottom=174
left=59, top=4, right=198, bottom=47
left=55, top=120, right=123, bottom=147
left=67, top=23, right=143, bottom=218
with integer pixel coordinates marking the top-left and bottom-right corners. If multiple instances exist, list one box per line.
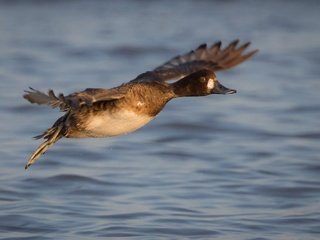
left=0, top=1, right=320, bottom=239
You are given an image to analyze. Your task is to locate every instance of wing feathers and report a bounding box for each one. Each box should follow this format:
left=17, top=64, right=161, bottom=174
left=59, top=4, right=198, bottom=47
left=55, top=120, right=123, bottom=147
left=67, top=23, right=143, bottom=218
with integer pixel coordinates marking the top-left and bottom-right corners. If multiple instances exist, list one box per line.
left=137, top=40, right=258, bottom=82
left=24, top=87, right=62, bottom=108
left=24, top=87, right=127, bottom=111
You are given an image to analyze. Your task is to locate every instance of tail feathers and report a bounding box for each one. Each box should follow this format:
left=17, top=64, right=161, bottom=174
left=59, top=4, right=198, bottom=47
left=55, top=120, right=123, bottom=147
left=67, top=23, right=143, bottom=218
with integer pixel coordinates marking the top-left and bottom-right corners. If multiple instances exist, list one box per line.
left=25, top=121, right=65, bottom=170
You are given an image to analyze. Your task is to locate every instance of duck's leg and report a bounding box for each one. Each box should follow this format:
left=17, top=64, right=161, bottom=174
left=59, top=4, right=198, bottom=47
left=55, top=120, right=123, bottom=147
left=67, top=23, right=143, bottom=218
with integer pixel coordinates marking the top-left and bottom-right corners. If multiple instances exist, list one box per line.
left=25, top=115, right=67, bottom=170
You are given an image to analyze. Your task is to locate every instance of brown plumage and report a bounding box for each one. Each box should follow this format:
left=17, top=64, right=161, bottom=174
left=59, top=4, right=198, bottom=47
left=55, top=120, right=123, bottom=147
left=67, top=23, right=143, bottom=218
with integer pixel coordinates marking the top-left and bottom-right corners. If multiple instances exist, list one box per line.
left=23, top=40, right=258, bottom=169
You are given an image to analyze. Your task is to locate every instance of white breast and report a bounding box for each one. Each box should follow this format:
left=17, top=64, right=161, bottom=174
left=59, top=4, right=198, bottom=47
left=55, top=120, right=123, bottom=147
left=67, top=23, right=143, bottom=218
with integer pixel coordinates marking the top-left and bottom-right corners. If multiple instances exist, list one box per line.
left=84, top=110, right=154, bottom=137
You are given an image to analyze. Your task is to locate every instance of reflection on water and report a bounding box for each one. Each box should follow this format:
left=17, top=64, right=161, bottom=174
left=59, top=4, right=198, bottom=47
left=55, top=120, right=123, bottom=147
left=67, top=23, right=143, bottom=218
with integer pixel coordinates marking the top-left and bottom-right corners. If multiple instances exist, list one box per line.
left=0, top=0, right=320, bottom=239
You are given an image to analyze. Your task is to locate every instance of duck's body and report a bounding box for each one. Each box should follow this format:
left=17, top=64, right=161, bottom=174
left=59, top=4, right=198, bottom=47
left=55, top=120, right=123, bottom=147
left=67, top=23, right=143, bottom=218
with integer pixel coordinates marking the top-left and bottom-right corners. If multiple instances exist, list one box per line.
left=24, top=39, right=258, bottom=169
left=65, top=80, right=173, bottom=138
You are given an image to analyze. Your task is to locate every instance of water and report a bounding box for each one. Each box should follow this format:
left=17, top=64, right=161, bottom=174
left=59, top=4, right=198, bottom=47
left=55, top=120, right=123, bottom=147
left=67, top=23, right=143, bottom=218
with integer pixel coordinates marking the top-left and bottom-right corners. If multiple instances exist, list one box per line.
left=0, top=0, right=320, bottom=239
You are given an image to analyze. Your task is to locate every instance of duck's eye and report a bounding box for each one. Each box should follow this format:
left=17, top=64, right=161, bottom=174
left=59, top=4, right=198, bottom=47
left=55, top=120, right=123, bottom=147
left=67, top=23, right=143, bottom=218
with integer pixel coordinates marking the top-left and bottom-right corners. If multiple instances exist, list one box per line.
left=200, top=77, right=206, bottom=83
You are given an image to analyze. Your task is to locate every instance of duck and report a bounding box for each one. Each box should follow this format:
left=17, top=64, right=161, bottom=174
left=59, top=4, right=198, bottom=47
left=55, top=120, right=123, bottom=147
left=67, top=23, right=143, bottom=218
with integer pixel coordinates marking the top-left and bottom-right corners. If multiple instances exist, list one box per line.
left=23, top=39, right=258, bottom=169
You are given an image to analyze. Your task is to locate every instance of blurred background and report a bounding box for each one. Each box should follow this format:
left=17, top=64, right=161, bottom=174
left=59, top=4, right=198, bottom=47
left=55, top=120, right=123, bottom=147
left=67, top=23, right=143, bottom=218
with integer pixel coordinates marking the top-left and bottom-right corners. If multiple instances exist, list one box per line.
left=0, top=0, right=319, bottom=239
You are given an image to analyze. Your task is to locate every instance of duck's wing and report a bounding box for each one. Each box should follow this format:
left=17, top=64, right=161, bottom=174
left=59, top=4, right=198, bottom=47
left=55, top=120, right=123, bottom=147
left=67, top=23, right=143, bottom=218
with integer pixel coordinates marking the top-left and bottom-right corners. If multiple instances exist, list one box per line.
left=24, top=86, right=127, bottom=111
left=133, top=40, right=258, bottom=82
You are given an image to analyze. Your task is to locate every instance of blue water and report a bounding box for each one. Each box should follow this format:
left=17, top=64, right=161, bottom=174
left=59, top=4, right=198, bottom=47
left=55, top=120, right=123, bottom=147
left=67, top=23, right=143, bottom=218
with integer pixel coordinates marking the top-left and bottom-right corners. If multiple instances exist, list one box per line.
left=1, top=0, right=320, bottom=239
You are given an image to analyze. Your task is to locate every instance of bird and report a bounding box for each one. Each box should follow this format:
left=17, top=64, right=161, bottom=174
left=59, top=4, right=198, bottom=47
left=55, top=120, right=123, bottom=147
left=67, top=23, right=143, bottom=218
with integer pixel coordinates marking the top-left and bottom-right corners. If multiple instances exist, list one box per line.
left=23, top=39, right=258, bottom=169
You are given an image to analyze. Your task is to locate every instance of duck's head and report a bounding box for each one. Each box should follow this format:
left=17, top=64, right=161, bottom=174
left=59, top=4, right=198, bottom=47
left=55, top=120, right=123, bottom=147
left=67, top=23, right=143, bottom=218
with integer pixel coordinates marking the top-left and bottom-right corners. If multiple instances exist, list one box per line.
left=172, top=69, right=236, bottom=97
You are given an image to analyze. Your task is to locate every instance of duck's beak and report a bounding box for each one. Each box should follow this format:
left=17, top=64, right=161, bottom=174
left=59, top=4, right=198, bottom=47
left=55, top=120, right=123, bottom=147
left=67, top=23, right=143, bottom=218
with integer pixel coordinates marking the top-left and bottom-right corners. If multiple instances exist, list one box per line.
left=212, top=81, right=237, bottom=94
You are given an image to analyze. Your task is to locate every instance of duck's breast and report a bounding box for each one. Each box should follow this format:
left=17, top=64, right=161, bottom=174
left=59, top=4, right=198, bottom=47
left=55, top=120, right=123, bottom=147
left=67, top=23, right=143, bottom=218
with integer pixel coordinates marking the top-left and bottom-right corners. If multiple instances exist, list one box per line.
left=83, top=109, right=154, bottom=138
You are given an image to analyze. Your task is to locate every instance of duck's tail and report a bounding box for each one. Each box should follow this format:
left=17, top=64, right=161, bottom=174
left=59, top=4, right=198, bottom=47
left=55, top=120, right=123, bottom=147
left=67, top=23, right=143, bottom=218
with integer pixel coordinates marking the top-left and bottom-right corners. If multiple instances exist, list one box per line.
left=25, top=115, right=67, bottom=170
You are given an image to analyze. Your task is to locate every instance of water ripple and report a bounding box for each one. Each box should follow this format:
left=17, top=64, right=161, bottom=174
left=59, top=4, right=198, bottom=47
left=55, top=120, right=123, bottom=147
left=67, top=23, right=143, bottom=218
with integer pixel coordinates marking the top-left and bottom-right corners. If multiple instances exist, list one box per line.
left=1, top=1, right=320, bottom=239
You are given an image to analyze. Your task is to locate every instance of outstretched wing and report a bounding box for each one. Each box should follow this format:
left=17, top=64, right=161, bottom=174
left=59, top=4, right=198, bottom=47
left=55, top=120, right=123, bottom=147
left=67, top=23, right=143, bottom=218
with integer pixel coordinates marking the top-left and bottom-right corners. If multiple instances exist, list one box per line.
left=133, top=39, right=258, bottom=82
left=24, top=86, right=127, bottom=111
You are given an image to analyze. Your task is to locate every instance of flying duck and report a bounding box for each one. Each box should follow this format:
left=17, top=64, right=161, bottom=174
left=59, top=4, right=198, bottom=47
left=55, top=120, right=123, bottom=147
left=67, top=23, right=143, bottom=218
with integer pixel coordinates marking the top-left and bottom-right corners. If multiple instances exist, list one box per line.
left=23, top=39, right=258, bottom=169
